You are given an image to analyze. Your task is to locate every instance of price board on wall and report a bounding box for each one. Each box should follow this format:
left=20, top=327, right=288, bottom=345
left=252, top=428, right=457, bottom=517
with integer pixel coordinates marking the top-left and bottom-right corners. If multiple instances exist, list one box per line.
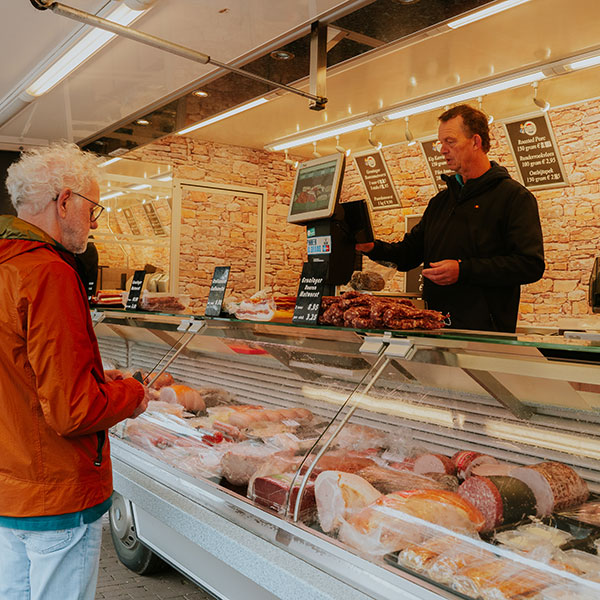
left=123, top=207, right=141, bottom=235
left=420, top=137, right=454, bottom=193
left=353, top=149, right=402, bottom=210
left=142, top=201, right=166, bottom=236
left=503, top=113, right=568, bottom=190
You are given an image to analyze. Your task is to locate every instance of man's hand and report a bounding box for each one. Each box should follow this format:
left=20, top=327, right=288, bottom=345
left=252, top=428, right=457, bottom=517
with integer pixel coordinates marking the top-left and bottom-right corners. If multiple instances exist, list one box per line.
left=422, top=259, right=460, bottom=285
left=130, top=385, right=151, bottom=419
left=104, top=369, right=124, bottom=382
left=356, top=242, right=374, bottom=253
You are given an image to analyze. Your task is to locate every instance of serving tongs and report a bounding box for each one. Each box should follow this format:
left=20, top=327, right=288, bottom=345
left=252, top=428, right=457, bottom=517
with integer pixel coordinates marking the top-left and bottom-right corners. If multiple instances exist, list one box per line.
left=133, top=318, right=205, bottom=387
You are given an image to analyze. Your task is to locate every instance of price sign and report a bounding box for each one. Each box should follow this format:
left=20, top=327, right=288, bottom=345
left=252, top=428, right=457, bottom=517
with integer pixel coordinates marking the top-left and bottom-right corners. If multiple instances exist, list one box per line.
left=125, top=270, right=146, bottom=310
left=86, top=279, right=96, bottom=304
left=205, top=266, right=230, bottom=317
left=353, top=149, right=401, bottom=211
left=503, top=113, right=568, bottom=190
left=420, top=137, right=455, bottom=192
left=293, top=261, right=328, bottom=325
left=404, top=214, right=424, bottom=296
left=143, top=202, right=166, bottom=236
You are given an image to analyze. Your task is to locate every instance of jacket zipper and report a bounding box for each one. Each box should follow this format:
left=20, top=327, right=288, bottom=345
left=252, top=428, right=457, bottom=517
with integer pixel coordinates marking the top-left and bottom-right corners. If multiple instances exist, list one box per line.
left=94, top=431, right=106, bottom=466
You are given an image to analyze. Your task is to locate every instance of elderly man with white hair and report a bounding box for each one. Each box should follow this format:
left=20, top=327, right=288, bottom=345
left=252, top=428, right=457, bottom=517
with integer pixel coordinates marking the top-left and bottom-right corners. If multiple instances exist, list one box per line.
left=0, top=142, right=150, bottom=600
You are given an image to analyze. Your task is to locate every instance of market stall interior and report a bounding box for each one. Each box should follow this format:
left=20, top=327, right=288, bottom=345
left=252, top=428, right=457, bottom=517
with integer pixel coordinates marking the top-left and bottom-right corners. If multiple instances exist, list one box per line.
left=1, top=1, right=600, bottom=598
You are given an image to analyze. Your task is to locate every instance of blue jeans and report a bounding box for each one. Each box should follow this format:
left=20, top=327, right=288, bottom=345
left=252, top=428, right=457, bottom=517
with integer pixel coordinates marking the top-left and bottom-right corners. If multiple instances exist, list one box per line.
left=0, top=517, right=103, bottom=600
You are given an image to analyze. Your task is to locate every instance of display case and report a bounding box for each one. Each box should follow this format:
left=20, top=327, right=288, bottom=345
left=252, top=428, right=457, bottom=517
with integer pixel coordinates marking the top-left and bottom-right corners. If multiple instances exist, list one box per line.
left=95, top=310, right=600, bottom=600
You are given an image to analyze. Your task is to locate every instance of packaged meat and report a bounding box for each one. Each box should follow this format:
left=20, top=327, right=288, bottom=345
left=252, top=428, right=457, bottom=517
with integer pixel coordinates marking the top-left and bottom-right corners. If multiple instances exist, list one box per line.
left=397, top=535, right=457, bottom=573
left=332, top=423, right=390, bottom=452
left=205, top=404, right=263, bottom=424
left=458, top=475, right=537, bottom=531
left=314, top=471, right=381, bottom=533
left=221, top=441, right=288, bottom=486
left=510, top=462, right=589, bottom=516
left=426, top=542, right=497, bottom=587
left=227, top=407, right=314, bottom=429
left=306, top=450, right=378, bottom=475
left=159, top=384, right=206, bottom=413
left=250, top=471, right=316, bottom=520
left=413, top=453, right=456, bottom=475
left=451, top=450, right=499, bottom=479
left=537, top=581, right=600, bottom=599
left=559, top=549, right=600, bottom=575
left=139, top=291, right=190, bottom=313
left=234, top=289, right=277, bottom=321
left=339, top=489, right=485, bottom=556
left=494, top=523, right=572, bottom=552
left=356, top=465, right=457, bottom=494
left=558, top=500, right=600, bottom=527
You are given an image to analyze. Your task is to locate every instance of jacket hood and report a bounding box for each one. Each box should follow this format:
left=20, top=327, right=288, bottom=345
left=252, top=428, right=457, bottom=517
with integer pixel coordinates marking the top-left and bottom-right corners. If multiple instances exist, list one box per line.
left=442, top=161, right=511, bottom=201
left=0, top=215, right=63, bottom=265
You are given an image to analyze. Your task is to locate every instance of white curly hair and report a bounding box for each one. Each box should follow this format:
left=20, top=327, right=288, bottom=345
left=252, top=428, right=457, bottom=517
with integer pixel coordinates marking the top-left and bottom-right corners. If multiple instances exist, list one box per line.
left=5, top=141, right=102, bottom=215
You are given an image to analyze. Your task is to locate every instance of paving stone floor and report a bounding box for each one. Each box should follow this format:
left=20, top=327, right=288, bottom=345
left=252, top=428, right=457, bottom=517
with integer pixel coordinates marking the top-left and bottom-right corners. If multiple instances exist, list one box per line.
left=96, top=516, right=215, bottom=600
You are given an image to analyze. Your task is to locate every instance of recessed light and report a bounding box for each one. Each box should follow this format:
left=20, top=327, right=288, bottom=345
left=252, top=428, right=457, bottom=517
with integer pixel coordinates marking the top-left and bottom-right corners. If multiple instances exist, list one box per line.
left=394, top=0, right=421, bottom=4
left=135, top=118, right=150, bottom=126
left=193, top=90, right=208, bottom=97
left=270, top=50, right=294, bottom=61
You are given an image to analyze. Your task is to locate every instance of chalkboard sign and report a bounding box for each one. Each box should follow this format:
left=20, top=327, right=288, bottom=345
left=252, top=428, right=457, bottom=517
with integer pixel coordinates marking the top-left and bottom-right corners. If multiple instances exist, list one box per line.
left=503, top=113, right=568, bottom=190
left=404, top=214, right=424, bottom=296
left=125, top=270, right=146, bottom=310
left=293, top=261, right=329, bottom=325
left=420, top=137, right=454, bottom=192
left=205, top=266, right=230, bottom=317
left=353, top=149, right=401, bottom=211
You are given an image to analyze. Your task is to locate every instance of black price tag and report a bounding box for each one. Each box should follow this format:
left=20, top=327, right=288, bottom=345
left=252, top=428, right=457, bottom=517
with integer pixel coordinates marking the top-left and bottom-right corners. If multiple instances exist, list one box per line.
left=125, top=270, right=146, bottom=310
left=205, top=266, right=230, bottom=317
left=293, top=261, right=328, bottom=325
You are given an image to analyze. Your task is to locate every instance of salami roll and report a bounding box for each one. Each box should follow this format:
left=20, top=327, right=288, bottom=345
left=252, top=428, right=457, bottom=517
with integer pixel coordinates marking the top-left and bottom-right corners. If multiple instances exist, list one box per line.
left=510, top=462, right=589, bottom=516
left=451, top=450, right=499, bottom=479
left=458, top=476, right=537, bottom=531
left=413, top=453, right=456, bottom=475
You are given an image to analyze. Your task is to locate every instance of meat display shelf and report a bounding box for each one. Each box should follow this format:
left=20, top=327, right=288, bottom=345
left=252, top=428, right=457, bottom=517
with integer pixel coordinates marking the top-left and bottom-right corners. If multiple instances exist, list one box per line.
left=96, top=310, right=600, bottom=600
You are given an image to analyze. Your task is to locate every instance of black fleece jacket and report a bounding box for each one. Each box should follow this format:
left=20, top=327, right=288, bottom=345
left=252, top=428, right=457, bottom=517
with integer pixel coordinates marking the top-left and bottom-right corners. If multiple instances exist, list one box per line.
left=366, top=162, right=545, bottom=332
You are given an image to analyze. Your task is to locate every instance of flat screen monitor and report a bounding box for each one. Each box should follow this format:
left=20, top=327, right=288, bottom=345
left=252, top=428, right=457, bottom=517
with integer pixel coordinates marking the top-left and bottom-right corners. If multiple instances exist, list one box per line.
left=287, top=153, right=345, bottom=224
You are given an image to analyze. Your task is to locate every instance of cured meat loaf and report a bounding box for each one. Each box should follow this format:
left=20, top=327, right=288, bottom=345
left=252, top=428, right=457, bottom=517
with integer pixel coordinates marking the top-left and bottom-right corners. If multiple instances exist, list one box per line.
left=413, top=453, right=456, bottom=475
left=250, top=472, right=316, bottom=520
left=356, top=465, right=457, bottom=494
left=510, top=462, right=589, bottom=515
left=458, top=475, right=537, bottom=531
left=451, top=450, right=499, bottom=479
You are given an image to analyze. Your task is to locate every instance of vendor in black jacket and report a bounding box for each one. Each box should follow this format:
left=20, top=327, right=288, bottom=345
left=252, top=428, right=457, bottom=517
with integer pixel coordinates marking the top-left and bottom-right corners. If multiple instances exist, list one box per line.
left=356, top=104, right=545, bottom=332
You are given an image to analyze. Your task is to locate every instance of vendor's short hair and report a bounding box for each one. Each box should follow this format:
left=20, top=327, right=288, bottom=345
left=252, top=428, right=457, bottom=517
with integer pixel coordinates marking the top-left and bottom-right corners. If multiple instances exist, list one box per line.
left=5, top=142, right=101, bottom=215
left=439, top=104, right=491, bottom=153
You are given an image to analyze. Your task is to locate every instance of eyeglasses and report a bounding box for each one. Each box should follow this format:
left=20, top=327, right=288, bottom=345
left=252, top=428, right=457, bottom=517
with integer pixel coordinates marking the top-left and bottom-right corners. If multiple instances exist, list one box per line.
left=73, top=192, right=104, bottom=223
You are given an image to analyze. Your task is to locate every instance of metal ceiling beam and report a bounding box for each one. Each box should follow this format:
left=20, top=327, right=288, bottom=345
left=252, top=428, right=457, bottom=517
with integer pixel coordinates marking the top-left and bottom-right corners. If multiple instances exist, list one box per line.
left=30, top=0, right=328, bottom=110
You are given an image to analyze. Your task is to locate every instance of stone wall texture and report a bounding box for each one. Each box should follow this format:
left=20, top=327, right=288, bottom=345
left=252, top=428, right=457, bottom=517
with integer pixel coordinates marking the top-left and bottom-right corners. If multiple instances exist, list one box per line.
left=123, top=97, right=600, bottom=326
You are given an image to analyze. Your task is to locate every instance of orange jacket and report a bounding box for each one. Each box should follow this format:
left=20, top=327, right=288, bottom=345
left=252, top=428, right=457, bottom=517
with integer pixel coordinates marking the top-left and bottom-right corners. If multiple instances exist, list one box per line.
left=0, top=216, right=144, bottom=517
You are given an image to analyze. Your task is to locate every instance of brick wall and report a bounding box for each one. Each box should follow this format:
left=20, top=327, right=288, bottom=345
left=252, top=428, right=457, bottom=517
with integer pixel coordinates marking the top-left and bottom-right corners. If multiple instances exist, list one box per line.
left=121, top=98, right=600, bottom=326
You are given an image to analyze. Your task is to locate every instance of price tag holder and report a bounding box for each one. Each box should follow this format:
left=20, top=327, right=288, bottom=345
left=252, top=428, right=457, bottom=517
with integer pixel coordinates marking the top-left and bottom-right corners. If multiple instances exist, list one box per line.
left=86, top=279, right=96, bottom=304
left=293, top=261, right=328, bottom=325
left=125, top=270, right=146, bottom=310
left=205, top=266, right=230, bottom=317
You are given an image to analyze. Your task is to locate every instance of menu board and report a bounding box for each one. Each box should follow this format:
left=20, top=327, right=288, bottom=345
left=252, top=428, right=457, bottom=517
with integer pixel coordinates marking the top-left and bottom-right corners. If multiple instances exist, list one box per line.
left=123, top=207, right=141, bottom=236
left=125, top=270, right=146, bottom=310
left=293, top=260, right=328, bottom=325
left=503, top=113, right=568, bottom=190
left=205, top=266, right=230, bottom=317
left=353, top=149, right=401, bottom=210
left=420, top=137, right=454, bottom=193
left=142, top=202, right=166, bottom=236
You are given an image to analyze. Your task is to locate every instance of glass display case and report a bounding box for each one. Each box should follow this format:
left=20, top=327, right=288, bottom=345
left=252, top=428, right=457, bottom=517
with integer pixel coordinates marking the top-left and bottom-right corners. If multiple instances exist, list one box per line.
left=95, top=310, right=600, bottom=600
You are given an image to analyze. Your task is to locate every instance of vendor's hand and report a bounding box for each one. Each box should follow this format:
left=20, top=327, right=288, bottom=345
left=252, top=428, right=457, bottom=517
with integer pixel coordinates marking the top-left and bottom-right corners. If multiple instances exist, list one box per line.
left=356, top=242, right=374, bottom=253
left=104, top=369, right=124, bottom=382
left=422, top=260, right=460, bottom=286
left=130, top=385, right=151, bottom=419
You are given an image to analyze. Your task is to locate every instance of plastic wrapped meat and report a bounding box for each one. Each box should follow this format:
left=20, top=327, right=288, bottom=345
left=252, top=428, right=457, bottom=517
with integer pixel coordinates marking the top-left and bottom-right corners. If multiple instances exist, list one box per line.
left=314, top=471, right=382, bottom=533
left=494, top=523, right=572, bottom=552
left=510, top=462, right=589, bottom=516
left=227, top=407, right=314, bottom=429
left=355, top=465, right=457, bottom=494
left=339, top=489, right=485, bottom=556
left=537, top=581, right=600, bottom=599
left=146, top=400, right=187, bottom=418
left=220, top=441, right=290, bottom=486
left=426, top=542, right=497, bottom=587
left=397, top=535, right=457, bottom=573
left=250, top=471, right=316, bottom=520
left=306, top=450, right=378, bottom=475
left=332, top=423, right=390, bottom=452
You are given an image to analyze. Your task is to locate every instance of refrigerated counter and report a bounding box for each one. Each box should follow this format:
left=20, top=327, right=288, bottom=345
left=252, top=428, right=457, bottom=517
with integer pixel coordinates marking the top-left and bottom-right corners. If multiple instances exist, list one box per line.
left=94, top=310, right=600, bottom=600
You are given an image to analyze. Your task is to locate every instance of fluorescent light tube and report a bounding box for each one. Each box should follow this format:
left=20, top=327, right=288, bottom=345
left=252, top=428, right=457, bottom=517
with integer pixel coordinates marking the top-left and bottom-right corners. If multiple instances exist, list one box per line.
left=130, top=184, right=151, bottom=190
left=100, top=191, right=124, bottom=201
left=99, top=157, right=122, bottom=168
left=177, top=98, right=268, bottom=135
left=385, top=71, right=545, bottom=121
left=447, top=0, right=532, bottom=29
left=156, top=174, right=172, bottom=181
left=271, top=119, right=374, bottom=151
left=26, top=5, right=144, bottom=97
left=569, top=54, right=600, bottom=71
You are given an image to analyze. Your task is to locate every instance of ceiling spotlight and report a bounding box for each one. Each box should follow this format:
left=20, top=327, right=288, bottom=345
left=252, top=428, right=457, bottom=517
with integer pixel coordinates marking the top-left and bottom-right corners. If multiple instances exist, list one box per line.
left=283, top=150, right=298, bottom=169
left=135, top=118, right=150, bottom=126
left=532, top=81, right=550, bottom=112
left=335, top=136, right=351, bottom=156
left=270, top=50, right=295, bottom=61
left=367, top=126, right=382, bottom=150
left=312, top=141, right=321, bottom=158
left=193, top=90, right=208, bottom=98
left=394, top=0, right=421, bottom=3
left=404, top=117, right=417, bottom=146
left=477, top=96, right=494, bottom=125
